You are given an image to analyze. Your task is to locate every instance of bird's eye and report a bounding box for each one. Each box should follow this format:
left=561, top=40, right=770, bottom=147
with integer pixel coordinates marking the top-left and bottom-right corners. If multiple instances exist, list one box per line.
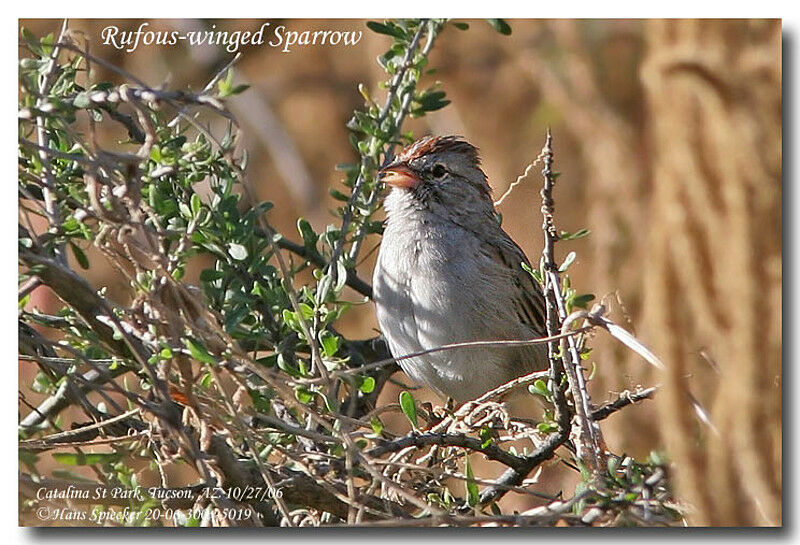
left=431, top=164, right=447, bottom=178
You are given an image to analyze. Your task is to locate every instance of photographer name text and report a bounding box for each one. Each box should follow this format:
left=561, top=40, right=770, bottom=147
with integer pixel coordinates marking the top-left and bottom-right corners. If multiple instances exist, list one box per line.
left=32, top=484, right=283, bottom=525
left=102, top=22, right=362, bottom=54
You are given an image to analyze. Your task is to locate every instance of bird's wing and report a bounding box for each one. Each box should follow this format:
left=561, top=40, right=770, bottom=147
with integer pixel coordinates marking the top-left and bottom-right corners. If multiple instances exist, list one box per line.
left=486, top=228, right=549, bottom=337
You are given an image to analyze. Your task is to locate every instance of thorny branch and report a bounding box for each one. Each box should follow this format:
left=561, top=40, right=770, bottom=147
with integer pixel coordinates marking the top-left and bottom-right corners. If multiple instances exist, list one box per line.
left=540, top=129, right=604, bottom=472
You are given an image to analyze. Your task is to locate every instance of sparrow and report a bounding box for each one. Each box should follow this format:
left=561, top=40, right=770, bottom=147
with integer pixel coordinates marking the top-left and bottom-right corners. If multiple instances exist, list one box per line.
left=373, top=135, right=548, bottom=401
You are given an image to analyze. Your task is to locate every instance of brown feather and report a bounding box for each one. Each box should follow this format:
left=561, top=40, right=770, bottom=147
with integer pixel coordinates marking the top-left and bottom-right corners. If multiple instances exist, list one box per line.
left=397, top=135, right=482, bottom=167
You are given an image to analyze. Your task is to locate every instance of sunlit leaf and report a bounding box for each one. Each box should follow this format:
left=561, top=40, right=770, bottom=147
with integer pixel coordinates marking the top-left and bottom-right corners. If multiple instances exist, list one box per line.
left=399, top=391, right=418, bottom=429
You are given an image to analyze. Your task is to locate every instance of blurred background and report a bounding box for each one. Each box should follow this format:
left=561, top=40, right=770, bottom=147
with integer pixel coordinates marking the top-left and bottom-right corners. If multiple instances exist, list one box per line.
left=19, top=19, right=782, bottom=526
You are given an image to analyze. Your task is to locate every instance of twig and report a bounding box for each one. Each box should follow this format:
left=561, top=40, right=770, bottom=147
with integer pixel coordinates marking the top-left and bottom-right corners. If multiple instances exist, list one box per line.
left=540, top=128, right=603, bottom=472
left=51, top=41, right=236, bottom=135
left=272, top=233, right=373, bottom=297
left=19, top=364, right=129, bottom=430
left=368, top=459, right=558, bottom=501
left=352, top=491, right=588, bottom=527
left=33, top=19, right=69, bottom=263
left=475, top=420, right=568, bottom=508
left=19, top=251, right=155, bottom=368
left=591, top=387, right=659, bottom=421
left=474, top=130, right=575, bottom=508
left=328, top=20, right=432, bottom=289
left=346, top=20, right=443, bottom=264
left=18, top=276, right=41, bottom=299
left=320, top=326, right=594, bottom=382
left=367, top=432, right=526, bottom=469
left=20, top=408, right=140, bottom=448
left=20, top=431, right=147, bottom=452
left=493, top=151, right=544, bottom=207
left=167, top=50, right=242, bottom=128
left=472, top=369, right=550, bottom=404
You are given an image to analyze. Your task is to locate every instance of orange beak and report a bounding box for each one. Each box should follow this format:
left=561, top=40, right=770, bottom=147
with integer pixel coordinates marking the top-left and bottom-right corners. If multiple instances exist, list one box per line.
left=380, top=164, right=420, bottom=190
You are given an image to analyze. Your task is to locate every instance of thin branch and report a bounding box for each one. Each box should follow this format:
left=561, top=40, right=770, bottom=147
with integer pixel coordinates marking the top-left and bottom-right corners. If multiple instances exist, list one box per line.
left=494, top=151, right=544, bottom=207
left=33, top=19, right=69, bottom=263
left=541, top=128, right=603, bottom=472
left=18, top=364, right=129, bottom=431
left=321, top=326, right=594, bottom=382
left=328, top=20, right=431, bottom=287
left=475, top=422, right=568, bottom=508
left=474, top=130, right=573, bottom=507
left=20, top=431, right=147, bottom=452
left=18, top=276, right=41, bottom=299
left=367, top=432, right=526, bottom=469
left=20, top=408, right=140, bottom=449
left=591, top=387, right=659, bottom=421
left=346, top=20, right=444, bottom=263
left=273, top=233, right=373, bottom=298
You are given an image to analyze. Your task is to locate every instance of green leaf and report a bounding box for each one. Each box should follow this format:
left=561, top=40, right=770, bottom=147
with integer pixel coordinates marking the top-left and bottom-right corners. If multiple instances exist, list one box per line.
left=537, top=420, right=558, bottom=434
left=319, top=331, right=340, bottom=358
left=295, top=386, right=314, bottom=404
left=190, top=193, right=202, bottom=216
left=224, top=305, right=249, bottom=332
left=277, top=353, right=297, bottom=376
left=528, top=379, right=550, bottom=399
left=572, top=293, right=595, bottom=309
left=559, top=228, right=591, bottom=241
left=521, top=261, right=543, bottom=285
left=69, top=241, right=89, bottom=269
left=329, top=189, right=350, bottom=202
left=21, top=26, right=42, bottom=55
left=40, top=33, right=54, bottom=56
left=178, top=202, right=192, bottom=219
left=464, top=456, right=480, bottom=507
left=72, top=92, right=91, bottom=109
left=370, top=417, right=384, bottom=436
left=297, top=218, right=318, bottom=249
left=607, top=456, right=620, bottom=475
left=487, top=19, right=512, bottom=35
left=417, top=90, right=450, bottom=112
left=52, top=452, right=121, bottom=466
left=199, top=268, right=225, bottom=282
left=171, top=266, right=185, bottom=281
left=359, top=376, right=376, bottom=394
left=217, top=69, right=235, bottom=97
left=31, top=371, right=53, bottom=394
left=282, top=309, right=301, bottom=332
left=576, top=459, right=592, bottom=482
left=452, top=22, right=470, bottom=30
left=249, top=200, right=274, bottom=218
left=366, top=21, right=407, bottom=40
left=479, top=427, right=494, bottom=448
left=183, top=338, right=216, bottom=365
left=399, top=391, right=418, bottom=429
left=298, top=303, right=314, bottom=320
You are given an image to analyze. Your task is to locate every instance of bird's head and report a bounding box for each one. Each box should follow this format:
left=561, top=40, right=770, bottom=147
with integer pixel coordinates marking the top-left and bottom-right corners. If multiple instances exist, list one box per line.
left=379, top=135, right=494, bottom=220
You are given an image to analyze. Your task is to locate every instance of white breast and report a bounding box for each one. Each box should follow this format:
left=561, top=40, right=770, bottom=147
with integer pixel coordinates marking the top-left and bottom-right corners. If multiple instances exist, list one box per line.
left=372, top=190, right=534, bottom=400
